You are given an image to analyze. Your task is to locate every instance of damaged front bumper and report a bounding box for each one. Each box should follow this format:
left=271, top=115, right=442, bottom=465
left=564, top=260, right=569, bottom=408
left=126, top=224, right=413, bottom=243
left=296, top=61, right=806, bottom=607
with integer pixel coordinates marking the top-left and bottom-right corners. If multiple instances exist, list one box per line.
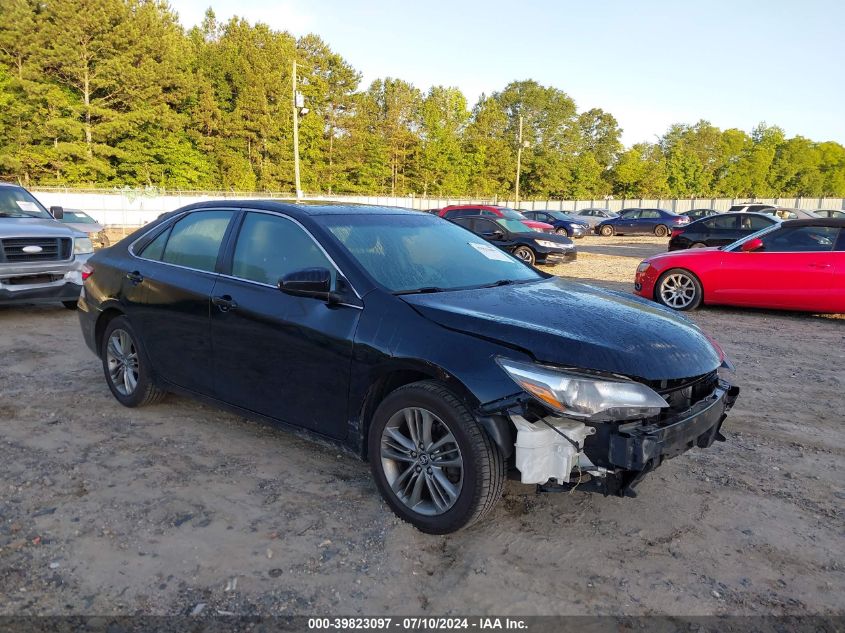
left=478, top=379, right=740, bottom=497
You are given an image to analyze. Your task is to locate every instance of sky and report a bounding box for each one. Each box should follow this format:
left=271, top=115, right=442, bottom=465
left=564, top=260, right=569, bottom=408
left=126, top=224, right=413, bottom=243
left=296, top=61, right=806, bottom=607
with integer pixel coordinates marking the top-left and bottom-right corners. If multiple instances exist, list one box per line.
left=171, top=0, right=845, bottom=147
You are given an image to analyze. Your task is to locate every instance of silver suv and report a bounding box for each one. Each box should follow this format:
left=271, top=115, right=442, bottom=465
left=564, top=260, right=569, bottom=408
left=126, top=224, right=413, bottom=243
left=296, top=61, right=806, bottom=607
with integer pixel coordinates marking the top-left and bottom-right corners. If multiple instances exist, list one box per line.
left=0, top=183, right=93, bottom=309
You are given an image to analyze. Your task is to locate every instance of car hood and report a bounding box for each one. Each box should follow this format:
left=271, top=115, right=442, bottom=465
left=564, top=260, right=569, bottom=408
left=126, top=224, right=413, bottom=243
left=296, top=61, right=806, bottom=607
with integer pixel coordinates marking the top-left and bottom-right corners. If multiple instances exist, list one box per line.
left=648, top=247, right=722, bottom=264
left=64, top=221, right=104, bottom=234
left=401, top=277, right=721, bottom=381
left=0, top=217, right=81, bottom=238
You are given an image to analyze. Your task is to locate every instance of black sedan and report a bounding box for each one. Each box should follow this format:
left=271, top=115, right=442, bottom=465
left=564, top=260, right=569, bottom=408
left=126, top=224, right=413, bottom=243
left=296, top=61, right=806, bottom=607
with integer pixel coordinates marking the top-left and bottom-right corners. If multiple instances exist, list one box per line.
left=449, top=215, right=575, bottom=265
left=679, top=208, right=719, bottom=221
left=521, top=210, right=589, bottom=238
left=668, top=212, right=778, bottom=251
left=78, top=202, right=738, bottom=533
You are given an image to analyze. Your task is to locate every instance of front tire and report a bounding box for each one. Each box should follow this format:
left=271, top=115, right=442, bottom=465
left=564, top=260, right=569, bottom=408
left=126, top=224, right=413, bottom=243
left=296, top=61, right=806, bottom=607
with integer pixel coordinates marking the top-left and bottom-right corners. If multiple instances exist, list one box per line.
left=655, top=268, right=703, bottom=311
left=368, top=381, right=505, bottom=534
left=512, top=246, right=536, bottom=266
left=101, top=316, right=166, bottom=407
left=599, top=224, right=614, bottom=237
left=654, top=224, right=669, bottom=237
left=555, top=227, right=569, bottom=237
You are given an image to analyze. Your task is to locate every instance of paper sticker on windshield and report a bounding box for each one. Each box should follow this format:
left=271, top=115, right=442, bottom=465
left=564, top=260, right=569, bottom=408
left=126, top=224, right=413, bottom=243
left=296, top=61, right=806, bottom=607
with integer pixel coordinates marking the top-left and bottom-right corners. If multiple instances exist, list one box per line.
left=15, top=201, right=39, bottom=212
left=469, top=242, right=512, bottom=262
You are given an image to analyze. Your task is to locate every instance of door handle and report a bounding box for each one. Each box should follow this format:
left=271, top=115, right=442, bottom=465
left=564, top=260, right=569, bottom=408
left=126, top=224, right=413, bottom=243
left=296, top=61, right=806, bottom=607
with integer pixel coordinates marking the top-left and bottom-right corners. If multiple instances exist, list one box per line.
left=126, top=271, right=144, bottom=285
left=212, top=295, right=238, bottom=312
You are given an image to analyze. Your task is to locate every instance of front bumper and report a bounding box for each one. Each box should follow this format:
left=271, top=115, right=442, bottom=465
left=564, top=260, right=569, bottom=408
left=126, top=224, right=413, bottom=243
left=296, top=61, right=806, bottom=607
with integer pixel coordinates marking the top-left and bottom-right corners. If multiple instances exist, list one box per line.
left=0, top=254, right=90, bottom=305
left=541, top=249, right=577, bottom=264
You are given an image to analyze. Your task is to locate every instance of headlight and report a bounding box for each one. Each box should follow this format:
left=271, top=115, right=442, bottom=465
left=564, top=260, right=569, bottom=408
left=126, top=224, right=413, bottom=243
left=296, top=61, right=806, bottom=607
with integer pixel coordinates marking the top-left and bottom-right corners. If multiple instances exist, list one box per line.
left=73, top=237, right=93, bottom=254
left=636, top=261, right=652, bottom=273
left=497, top=357, right=668, bottom=421
left=535, top=240, right=570, bottom=249
left=532, top=227, right=543, bottom=232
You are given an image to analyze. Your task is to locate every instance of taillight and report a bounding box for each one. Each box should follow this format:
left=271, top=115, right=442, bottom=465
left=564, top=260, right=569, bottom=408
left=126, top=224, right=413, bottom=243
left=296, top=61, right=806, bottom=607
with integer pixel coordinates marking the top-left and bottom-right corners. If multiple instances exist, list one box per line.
left=81, top=264, right=94, bottom=281
left=671, top=229, right=683, bottom=238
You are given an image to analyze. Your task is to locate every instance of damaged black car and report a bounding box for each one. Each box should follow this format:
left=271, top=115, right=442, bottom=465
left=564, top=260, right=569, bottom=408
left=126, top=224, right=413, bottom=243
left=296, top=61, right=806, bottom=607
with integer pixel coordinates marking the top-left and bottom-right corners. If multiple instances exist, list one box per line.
left=77, top=202, right=738, bottom=534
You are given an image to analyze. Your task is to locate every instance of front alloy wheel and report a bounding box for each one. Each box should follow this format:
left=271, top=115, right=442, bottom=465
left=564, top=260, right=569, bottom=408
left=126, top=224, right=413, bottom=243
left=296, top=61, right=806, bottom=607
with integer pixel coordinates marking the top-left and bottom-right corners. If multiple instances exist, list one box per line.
left=369, top=381, right=505, bottom=534
left=656, top=268, right=703, bottom=310
left=600, top=224, right=614, bottom=237
left=513, top=246, right=536, bottom=266
left=555, top=227, right=569, bottom=237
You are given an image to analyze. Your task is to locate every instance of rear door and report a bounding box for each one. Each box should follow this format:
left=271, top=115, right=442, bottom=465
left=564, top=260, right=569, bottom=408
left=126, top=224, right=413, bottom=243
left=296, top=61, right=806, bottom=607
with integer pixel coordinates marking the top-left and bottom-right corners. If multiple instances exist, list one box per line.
left=636, top=209, right=661, bottom=233
left=129, top=209, right=236, bottom=394
left=699, top=214, right=740, bottom=246
left=209, top=210, right=361, bottom=438
left=716, top=225, right=838, bottom=309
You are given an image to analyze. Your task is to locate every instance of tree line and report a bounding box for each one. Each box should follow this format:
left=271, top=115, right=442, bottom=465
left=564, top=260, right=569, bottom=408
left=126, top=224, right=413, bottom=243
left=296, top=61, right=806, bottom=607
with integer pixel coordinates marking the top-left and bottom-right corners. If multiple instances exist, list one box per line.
left=2, top=0, right=844, bottom=199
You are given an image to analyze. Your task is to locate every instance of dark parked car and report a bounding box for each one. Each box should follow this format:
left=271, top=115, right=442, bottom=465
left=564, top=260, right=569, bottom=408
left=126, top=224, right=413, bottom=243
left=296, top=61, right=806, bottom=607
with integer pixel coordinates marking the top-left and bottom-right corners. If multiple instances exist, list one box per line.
left=449, top=215, right=576, bottom=265
left=572, top=207, right=617, bottom=229
left=438, top=205, right=553, bottom=233
left=597, top=208, right=690, bottom=237
left=668, top=212, right=778, bottom=251
left=521, top=210, right=589, bottom=238
left=679, top=208, right=719, bottom=221
left=78, top=202, right=738, bottom=533
left=815, top=210, right=845, bottom=219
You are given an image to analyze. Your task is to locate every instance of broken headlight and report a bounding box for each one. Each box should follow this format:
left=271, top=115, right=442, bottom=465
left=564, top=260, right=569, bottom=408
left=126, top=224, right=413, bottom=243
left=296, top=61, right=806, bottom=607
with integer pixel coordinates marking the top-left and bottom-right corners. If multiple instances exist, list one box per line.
left=497, top=357, right=668, bottom=421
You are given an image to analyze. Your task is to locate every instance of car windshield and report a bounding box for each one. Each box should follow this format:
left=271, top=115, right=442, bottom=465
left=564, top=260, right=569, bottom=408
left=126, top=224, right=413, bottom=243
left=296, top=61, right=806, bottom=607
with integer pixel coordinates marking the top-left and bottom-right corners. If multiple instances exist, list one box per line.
left=0, top=187, right=52, bottom=219
left=62, top=211, right=98, bottom=223
left=546, top=211, right=575, bottom=221
left=497, top=218, right=533, bottom=233
left=499, top=208, right=526, bottom=220
left=320, top=213, right=542, bottom=293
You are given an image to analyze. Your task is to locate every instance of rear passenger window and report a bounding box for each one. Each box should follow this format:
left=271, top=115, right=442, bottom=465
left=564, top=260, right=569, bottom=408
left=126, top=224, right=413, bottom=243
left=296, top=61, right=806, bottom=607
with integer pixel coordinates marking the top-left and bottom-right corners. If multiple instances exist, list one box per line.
left=140, top=227, right=171, bottom=260
left=640, top=210, right=661, bottom=219
left=705, top=215, right=738, bottom=230
left=160, top=210, right=233, bottom=272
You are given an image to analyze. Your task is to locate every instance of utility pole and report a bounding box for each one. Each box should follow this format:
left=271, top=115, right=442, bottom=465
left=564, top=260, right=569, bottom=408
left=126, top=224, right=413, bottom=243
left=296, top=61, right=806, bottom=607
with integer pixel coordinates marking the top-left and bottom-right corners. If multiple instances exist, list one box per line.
left=515, top=115, right=524, bottom=208
left=292, top=60, right=303, bottom=199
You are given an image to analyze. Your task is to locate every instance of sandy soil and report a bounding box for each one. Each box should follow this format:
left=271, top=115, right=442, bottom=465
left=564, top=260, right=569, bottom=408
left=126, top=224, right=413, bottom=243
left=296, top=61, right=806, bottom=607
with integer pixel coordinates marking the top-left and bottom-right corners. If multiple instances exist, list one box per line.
left=1, top=235, right=843, bottom=617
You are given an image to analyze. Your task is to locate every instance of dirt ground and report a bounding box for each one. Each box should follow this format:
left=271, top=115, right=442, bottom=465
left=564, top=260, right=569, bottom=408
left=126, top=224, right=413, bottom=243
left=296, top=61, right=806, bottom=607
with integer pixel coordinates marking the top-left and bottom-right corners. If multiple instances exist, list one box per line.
left=1, top=234, right=843, bottom=617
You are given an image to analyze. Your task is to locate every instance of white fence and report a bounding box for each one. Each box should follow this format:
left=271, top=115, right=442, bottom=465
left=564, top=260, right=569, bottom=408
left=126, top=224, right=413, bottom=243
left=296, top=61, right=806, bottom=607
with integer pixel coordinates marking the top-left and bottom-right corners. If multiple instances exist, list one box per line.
left=29, top=188, right=845, bottom=228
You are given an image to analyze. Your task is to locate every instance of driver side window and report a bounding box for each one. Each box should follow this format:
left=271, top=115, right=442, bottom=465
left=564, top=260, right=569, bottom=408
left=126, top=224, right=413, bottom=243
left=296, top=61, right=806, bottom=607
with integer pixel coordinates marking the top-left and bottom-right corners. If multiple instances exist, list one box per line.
left=231, top=212, right=335, bottom=286
left=760, top=226, right=838, bottom=253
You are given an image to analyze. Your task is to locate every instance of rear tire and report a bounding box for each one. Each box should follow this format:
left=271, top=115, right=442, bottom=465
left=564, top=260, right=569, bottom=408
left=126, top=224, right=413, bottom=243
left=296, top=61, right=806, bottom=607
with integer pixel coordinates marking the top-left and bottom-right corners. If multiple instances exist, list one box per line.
left=512, top=246, right=536, bottom=266
left=101, top=316, right=166, bottom=407
left=599, top=224, right=614, bottom=237
left=654, top=224, right=669, bottom=237
left=368, top=380, right=505, bottom=534
left=655, top=268, right=703, bottom=311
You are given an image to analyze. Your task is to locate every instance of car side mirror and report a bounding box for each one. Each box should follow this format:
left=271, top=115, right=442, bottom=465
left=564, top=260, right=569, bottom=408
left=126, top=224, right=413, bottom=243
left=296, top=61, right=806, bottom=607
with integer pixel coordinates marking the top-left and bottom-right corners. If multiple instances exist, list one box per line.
left=278, top=267, right=334, bottom=301
left=49, top=206, right=64, bottom=220
left=483, top=230, right=505, bottom=240
left=741, top=238, right=764, bottom=252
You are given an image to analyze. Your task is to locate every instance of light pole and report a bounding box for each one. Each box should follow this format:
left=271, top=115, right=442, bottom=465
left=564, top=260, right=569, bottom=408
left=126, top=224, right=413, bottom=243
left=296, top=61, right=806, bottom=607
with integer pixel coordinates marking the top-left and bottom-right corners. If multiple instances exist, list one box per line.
left=292, top=60, right=304, bottom=199
left=514, top=115, right=529, bottom=208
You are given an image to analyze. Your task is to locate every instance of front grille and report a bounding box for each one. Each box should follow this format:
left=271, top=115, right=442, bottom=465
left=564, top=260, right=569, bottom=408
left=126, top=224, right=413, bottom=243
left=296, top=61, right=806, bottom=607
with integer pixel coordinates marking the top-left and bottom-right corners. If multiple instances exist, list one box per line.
left=640, top=370, right=719, bottom=422
left=0, top=237, right=71, bottom=262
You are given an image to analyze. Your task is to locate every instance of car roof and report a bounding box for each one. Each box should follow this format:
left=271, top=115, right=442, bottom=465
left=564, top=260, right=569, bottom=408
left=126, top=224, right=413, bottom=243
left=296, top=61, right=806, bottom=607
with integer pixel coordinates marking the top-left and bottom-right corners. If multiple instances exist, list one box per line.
left=178, top=199, right=420, bottom=218
left=781, top=218, right=845, bottom=229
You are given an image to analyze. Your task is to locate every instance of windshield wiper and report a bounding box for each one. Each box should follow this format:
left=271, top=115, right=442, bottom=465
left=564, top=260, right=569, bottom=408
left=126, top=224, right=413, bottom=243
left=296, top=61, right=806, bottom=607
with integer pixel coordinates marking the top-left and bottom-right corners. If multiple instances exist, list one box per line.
left=394, top=286, right=446, bottom=295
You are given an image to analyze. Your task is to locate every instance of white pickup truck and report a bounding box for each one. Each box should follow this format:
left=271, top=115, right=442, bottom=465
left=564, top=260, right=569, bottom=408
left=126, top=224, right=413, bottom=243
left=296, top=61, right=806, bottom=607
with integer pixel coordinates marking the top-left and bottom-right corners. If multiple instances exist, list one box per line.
left=0, top=183, right=93, bottom=309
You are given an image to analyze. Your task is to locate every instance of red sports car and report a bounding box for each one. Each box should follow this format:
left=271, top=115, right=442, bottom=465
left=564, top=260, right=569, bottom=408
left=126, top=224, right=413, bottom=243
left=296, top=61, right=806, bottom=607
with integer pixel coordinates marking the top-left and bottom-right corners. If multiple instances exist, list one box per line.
left=634, top=218, right=845, bottom=313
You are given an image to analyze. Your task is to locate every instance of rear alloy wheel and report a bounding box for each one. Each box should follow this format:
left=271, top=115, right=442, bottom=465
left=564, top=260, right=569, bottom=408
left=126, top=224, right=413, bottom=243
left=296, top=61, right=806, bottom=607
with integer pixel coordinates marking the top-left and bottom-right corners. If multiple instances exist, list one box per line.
left=555, top=227, right=569, bottom=237
left=600, top=224, right=614, bottom=237
left=655, top=268, right=703, bottom=311
left=654, top=224, right=669, bottom=237
left=512, top=246, right=536, bottom=266
left=691, top=242, right=708, bottom=249
left=101, top=316, right=166, bottom=407
left=368, top=381, right=505, bottom=534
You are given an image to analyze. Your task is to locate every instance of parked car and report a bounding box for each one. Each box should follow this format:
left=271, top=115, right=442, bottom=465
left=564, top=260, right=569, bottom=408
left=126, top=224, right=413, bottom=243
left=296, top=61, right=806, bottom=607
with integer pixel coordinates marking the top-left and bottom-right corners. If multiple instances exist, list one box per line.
left=59, top=209, right=110, bottom=249
left=679, top=208, right=719, bottom=221
left=0, top=183, right=93, bottom=309
left=448, top=215, right=575, bottom=265
left=78, top=202, right=738, bottom=533
left=520, top=210, right=589, bottom=238
left=668, top=212, right=778, bottom=251
left=572, top=207, right=617, bottom=229
left=597, top=208, right=690, bottom=237
left=438, top=205, right=553, bottom=233
left=635, top=218, right=845, bottom=313
left=728, top=202, right=775, bottom=214
left=815, top=209, right=845, bottom=219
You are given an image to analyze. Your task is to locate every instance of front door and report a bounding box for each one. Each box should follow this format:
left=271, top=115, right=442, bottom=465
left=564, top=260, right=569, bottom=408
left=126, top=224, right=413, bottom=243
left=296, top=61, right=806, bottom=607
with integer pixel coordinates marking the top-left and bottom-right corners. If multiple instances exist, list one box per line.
left=210, top=211, right=361, bottom=439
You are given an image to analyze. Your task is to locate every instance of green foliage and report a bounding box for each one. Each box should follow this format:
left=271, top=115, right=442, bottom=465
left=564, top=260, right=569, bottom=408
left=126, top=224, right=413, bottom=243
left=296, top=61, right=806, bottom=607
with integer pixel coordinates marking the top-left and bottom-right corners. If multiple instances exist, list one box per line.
left=1, top=2, right=844, bottom=197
